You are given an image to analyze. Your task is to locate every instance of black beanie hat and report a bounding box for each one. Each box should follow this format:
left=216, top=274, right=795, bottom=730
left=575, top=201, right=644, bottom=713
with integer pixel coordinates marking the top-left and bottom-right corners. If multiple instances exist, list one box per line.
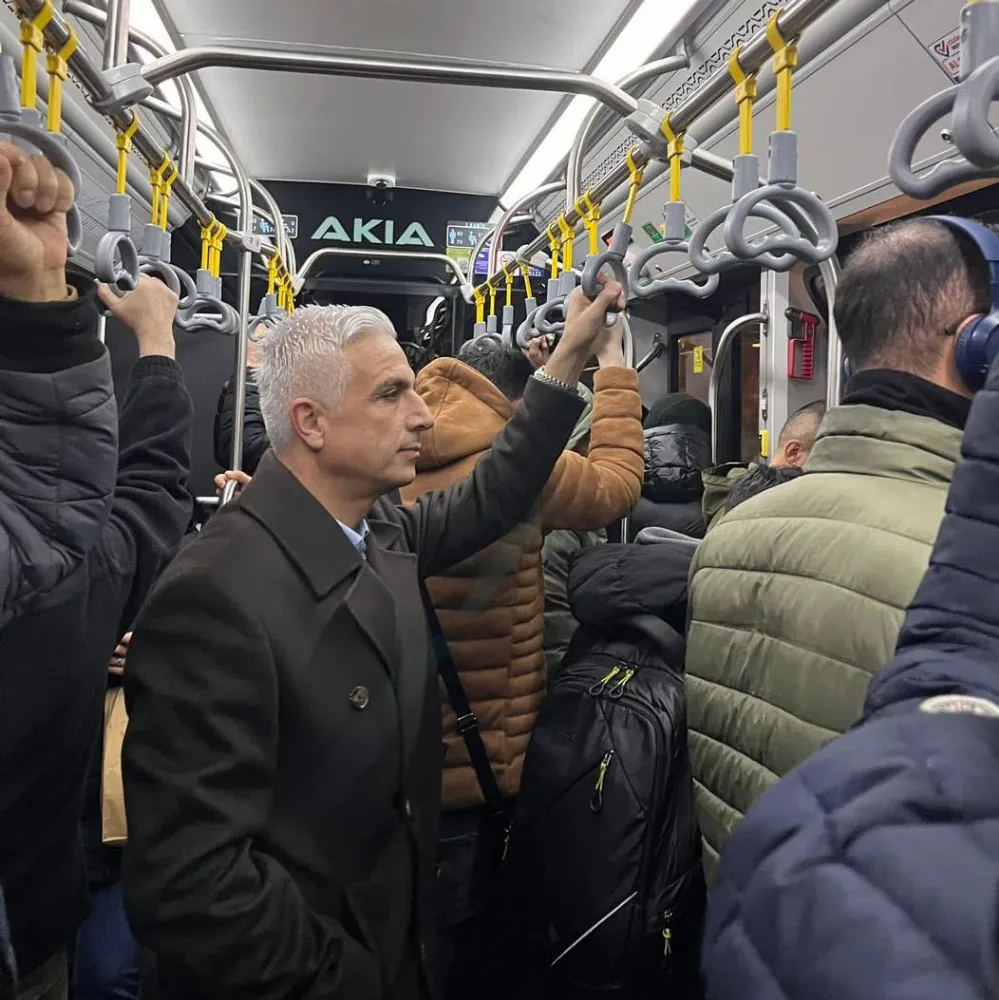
left=644, top=393, right=712, bottom=436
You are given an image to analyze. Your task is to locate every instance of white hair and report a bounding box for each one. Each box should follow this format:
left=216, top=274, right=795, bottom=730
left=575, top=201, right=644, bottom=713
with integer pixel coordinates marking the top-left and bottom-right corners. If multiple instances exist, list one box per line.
left=255, top=304, right=396, bottom=452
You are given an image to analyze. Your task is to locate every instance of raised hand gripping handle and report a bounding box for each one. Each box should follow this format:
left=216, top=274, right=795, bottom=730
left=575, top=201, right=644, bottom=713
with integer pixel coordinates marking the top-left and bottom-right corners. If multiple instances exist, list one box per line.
left=138, top=257, right=181, bottom=295
left=580, top=222, right=632, bottom=326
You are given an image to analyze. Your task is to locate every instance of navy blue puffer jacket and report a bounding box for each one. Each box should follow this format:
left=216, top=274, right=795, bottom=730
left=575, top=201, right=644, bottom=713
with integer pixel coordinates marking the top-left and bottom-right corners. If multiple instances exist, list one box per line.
left=701, top=357, right=999, bottom=1000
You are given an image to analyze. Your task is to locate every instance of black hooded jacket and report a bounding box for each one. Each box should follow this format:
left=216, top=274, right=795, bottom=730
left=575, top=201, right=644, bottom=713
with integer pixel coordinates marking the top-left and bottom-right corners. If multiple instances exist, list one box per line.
left=629, top=425, right=712, bottom=539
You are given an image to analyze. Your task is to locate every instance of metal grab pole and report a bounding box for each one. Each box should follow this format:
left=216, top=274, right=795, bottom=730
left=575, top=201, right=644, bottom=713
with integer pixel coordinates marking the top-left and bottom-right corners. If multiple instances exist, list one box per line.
left=102, top=0, right=130, bottom=72
left=64, top=0, right=199, bottom=185
left=479, top=0, right=841, bottom=292
left=223, top=245, right=255, bottom=499
left=710, top=311, right=768, bottom=464
left=487, top=182, right=563, bottom=276
left=293, top=247, right=476, bottom=300
left=140, top=48, right=640, bottom=119
left=566, top=52, right=689, bottom=208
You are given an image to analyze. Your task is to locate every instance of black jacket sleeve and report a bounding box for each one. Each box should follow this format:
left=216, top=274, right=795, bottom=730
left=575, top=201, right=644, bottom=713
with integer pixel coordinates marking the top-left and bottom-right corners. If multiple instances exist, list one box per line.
left=400, top=376, right=584, bottom=578
left=214, top=370, right=269, bottom=474
left=98, top=354, right=195, bottom=639
left=122, top=570, right=382, bottom=1000
left=0, top=281, right=117, bottom=625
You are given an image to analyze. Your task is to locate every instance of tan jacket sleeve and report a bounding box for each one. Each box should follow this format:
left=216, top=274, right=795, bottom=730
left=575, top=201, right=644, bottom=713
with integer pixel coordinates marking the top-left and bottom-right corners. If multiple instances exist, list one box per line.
left=540, top=366, right=644, bottom=532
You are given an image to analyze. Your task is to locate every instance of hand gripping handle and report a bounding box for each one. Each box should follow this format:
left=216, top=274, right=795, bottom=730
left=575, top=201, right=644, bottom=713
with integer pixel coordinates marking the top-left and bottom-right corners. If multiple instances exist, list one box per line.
left=532, top=295, right=566, bottom=337
left=628, top=240, right=719, bottom=300
left=724, top=185, right=838, bottom=266
left=689, top=200, right=800, bottom=275
left=580, top=222, right=631, bottom=327
left=138, top=257, right=181, bottom=295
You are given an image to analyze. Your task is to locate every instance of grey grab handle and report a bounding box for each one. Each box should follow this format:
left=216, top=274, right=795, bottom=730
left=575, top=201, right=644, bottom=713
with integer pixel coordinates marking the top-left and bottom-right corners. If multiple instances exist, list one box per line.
left=580, top=221, right=632, bottom=327
left=0, top=57, right=83, bottom=253
left=689, top=200, right=800, bottom=275
left=172, top=265, right=198, bottom=312
left=724, top=186, right=838, bottom=266
left=888, top=87, right=999, bottom=198
left=951, top=55, right=999, bottom=170
left=533, top=295, right=566, bottom=337
left=516, top=298, right=543, bottom=349
left=628, top=241, right=719, bottom=300
left=138, top=257, right=181, bottom=296
left=95, top=193, right=141, bottom=293
left=174, top=269, right=236, bottom=334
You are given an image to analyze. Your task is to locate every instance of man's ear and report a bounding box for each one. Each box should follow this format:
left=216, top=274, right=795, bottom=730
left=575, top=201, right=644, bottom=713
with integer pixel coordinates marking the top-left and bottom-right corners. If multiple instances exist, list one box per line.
left=289, top=399, right=325, bottom=453
left=783, top=440, right=804, bottom=467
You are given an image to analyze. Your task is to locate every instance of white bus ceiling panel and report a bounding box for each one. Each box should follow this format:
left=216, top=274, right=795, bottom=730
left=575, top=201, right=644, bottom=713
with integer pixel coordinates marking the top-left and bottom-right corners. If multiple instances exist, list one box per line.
left=158, top=0, right=638, bottom=191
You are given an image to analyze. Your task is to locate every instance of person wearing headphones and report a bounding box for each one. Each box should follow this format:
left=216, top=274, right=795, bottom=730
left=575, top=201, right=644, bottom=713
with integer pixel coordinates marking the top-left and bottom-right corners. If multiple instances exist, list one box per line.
left=683, top=216, right=998, bottom=881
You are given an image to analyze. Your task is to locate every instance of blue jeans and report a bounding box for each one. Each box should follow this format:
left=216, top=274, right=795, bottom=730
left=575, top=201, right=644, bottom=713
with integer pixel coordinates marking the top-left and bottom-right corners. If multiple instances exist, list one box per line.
left=71, top=885, right=139, bottom=1000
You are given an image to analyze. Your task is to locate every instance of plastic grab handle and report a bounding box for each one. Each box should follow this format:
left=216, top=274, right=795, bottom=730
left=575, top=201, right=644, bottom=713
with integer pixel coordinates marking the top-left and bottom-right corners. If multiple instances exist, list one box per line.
left=139, top=257, right=181, bottom=295
left=516, top=301, right=545, bottom=349
left=580, top=222, right=632, bottom=327
left=951, top=55, right=999, bottom=170
left=689, top=201, right=799, bottom=275
left=95, top=230, right=139, bottom=293
left=725, top=186, right=838, bottom=266
left=171, top=266, right=199, bottom=312
left=628, top=240, right=719, bottom=301
left=533, top=295, right=566, bottom=337
left=888, top=86, right=999, bottom=198
left=174, top=295, right=233, bottom=334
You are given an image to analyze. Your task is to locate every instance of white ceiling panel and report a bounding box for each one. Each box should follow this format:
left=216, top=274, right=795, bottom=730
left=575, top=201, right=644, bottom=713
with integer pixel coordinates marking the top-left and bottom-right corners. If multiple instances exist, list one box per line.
left=159, top=0, right=640, bottom=192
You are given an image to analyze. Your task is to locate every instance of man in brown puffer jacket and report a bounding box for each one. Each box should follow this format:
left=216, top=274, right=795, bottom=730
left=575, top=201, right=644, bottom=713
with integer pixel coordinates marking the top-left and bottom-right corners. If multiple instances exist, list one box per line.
left=401, top=334, right=643, bottom=998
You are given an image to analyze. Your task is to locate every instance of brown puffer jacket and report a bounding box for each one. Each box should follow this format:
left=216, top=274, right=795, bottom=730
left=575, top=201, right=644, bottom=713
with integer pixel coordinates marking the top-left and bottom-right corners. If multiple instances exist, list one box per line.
left=401, top=359, right=644, bottom=810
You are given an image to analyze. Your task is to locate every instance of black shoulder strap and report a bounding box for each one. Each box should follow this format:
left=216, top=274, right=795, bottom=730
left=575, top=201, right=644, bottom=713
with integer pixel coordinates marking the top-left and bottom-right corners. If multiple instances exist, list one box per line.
left=419, top=582, right=505, bottom=813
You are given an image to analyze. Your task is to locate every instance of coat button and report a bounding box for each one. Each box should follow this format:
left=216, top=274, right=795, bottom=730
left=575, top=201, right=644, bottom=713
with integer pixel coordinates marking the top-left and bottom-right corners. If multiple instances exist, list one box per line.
left=349, top=685, right=370, bottom=711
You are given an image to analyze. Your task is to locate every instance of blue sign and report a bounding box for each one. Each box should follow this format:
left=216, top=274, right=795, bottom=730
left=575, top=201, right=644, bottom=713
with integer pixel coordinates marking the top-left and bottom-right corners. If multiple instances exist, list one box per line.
left=252, top=214, right=299, bottom=240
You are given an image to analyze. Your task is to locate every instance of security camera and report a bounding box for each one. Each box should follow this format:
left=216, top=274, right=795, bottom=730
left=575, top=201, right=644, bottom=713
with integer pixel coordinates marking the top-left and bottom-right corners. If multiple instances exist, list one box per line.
left=366, top=172, right=396, bottom=207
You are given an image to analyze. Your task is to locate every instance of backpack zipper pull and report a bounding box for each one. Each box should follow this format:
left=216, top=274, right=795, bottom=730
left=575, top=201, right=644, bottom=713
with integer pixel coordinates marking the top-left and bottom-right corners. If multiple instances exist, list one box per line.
left=590, top=750, right=614, bottom=813
left=662, top=909, right=674, bottom=957
left=607, top=668, right=635, bottom=699
left=588, top=666, right=620, bottom=696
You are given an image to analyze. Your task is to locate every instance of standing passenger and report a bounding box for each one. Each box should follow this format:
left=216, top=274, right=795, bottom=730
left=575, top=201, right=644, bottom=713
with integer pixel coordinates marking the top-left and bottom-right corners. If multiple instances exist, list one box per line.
left=685, top=217, right=993, bottom=880
left=120, top=283, right=627, bottom=1000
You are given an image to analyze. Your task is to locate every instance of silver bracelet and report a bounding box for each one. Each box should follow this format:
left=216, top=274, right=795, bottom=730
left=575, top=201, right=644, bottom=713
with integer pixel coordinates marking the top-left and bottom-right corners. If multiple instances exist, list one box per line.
left=532, top=365, right=579, bottom=396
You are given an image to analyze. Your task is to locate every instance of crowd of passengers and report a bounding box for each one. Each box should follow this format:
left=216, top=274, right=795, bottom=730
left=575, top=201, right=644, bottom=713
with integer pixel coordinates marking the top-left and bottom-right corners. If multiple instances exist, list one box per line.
left=2, top=137, right=999, bottom=1000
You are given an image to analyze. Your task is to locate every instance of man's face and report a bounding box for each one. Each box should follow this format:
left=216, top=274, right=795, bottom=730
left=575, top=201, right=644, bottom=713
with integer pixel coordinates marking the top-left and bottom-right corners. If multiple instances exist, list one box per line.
left=313, top=332, right=433, bottom=497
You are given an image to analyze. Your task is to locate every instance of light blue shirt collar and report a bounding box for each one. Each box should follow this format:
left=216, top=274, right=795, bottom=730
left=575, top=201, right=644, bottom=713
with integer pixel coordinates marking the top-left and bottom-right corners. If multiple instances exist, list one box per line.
left=336, top=518, right=370, bottom=558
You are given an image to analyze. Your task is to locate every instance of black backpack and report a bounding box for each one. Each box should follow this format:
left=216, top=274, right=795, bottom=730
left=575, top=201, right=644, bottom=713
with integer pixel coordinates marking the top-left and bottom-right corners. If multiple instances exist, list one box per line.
left=501, top=613, right=705, bottom=999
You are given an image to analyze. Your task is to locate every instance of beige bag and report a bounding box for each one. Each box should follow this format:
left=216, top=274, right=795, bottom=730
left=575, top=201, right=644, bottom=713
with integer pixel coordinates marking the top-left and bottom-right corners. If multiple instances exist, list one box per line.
left=101, top=687, right=129, bottom=845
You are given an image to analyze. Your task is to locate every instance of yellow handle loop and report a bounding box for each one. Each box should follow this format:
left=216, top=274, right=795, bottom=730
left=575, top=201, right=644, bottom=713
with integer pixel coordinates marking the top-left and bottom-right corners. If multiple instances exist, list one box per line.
left=519, top=262, right=533, bottom=301
left=45, top=25, right=77, bottom=135
left=622, top=147, right=647, bottom=224
left=473, top=286, right=485, bottom=325
left=557, top=214, right=574, bottom=272
left=158, top=162, right=178, bottom=230
left=200, top=215, right=218, bottom=273
left=209, top=220, right=228, bottom=279
left=20, top=2, right=54, bottom=112
left=546, top=223, right=561, bottom=279
left=503, top=265, right=514, bottom=308
left=267, top=254, right=280, bottom=296
left=728, top=46, right=758, bottom=157
left=114, top=114, right=140, bottom=196
left=149, top=155, right=170, bottom=236
left=487, top=280, right=497, bottom=318
left=766, top=10, right=799, bottom=133
left=659, top=117, right=685, bottom=205
left=576, top=191, right=602, bottom=256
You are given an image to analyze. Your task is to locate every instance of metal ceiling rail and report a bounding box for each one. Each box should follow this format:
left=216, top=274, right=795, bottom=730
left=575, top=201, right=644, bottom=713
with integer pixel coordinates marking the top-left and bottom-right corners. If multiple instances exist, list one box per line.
left=63, top=0, right=198, bottom=185
left=486, top=181, right=564, bottom=277
left=478, top=0, right=841, bottom=292
left=10, top=0, right=244, bottom=243
left=138, top=48, right=641, bottom=120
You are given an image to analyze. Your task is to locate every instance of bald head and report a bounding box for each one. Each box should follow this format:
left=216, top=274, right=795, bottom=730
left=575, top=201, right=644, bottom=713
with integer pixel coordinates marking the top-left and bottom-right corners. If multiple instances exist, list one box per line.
left=774, top=400, right=826, bottom=468
left=834, top=219, right=991, bottom=380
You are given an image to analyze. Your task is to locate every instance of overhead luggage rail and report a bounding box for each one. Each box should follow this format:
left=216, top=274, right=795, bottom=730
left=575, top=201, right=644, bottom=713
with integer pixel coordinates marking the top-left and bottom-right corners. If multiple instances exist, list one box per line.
left=890, top=0, right=999, bottom=198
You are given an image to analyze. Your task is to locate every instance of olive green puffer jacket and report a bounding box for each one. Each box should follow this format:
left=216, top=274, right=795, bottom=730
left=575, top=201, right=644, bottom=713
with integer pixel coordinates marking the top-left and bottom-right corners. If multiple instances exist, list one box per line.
left=685, top=404, right=963, bottom=882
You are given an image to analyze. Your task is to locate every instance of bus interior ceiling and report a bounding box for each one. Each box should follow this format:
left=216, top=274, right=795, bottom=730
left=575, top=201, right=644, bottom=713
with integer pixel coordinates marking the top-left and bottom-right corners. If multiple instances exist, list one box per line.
left=0, top=0, right=995, bottom=495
